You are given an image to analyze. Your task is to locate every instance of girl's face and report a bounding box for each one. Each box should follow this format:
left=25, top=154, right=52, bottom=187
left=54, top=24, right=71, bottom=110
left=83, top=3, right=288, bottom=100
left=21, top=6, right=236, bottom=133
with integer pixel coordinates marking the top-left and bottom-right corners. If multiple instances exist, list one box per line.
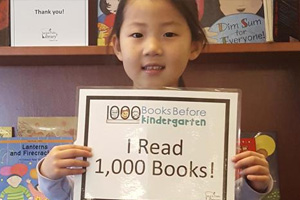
left=219, top=0, right=262, bottom=15
left=113, top=0, right=201, bottom=88
left=107, top=0, right=119, bottom=14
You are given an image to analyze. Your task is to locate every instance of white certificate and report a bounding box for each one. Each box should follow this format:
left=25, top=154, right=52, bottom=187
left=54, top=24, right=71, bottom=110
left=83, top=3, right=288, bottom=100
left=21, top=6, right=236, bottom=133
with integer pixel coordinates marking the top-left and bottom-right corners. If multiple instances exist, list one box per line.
left=10, top=0, right=88, bottom=46
left=74, top=88, right=240, bottom=200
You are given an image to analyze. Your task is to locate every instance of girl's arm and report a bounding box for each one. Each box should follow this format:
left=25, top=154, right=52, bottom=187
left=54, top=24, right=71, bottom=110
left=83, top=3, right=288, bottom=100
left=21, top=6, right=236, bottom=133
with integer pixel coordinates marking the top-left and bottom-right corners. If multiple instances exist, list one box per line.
left=236, top=176, right=273, bottom=199
left=37, top=144, right=92, bottom=200
left=37, top=158, right=74, bottom=200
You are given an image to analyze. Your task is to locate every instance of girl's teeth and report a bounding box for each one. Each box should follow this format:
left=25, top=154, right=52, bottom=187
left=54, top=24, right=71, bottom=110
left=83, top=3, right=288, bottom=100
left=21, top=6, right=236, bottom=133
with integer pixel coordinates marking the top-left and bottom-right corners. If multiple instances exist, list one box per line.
left=144, top=66, right=164, bottom=70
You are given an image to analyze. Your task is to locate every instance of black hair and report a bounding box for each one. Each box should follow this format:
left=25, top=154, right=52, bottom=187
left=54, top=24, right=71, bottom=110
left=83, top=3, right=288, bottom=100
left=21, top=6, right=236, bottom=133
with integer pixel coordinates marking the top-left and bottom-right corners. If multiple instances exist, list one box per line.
left=107, top=0, right=207, bottom=46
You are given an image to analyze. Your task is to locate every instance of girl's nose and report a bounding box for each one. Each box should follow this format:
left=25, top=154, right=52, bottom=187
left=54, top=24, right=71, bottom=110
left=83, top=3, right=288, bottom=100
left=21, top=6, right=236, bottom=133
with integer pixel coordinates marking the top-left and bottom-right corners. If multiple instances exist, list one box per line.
left=143, top=37, right=163, bottom=56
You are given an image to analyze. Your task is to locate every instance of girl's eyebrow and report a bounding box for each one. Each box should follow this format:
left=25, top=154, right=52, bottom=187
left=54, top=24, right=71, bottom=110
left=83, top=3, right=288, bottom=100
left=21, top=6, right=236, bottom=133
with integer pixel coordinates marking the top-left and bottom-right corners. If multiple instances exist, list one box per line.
left=161, top=21, right=182, bottom=26
left=127, top=22, right=147, bottom=27
left=126, top=21, right=182, bottom=27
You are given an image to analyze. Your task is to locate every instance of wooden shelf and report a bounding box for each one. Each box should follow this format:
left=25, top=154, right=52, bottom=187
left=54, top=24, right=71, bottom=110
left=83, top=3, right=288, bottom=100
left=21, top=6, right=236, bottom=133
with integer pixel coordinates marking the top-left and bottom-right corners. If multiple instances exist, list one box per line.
left=0, top=42, right=299, bottom=56
left=0, top=46, right=110, bottom=56
left=202, top=42, right=300, bottom=53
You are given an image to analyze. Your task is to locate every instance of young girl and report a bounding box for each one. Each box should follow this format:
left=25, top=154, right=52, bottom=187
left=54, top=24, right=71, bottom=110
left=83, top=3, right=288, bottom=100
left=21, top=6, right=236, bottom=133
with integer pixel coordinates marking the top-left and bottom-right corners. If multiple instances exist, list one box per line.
left=38, top=0, right=272, bottom=199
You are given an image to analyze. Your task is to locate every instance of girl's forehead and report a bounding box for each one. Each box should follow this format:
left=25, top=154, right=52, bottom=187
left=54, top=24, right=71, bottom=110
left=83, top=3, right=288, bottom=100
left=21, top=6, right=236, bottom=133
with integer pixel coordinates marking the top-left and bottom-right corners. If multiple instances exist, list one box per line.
left=123, top=0, right=186, bottom=24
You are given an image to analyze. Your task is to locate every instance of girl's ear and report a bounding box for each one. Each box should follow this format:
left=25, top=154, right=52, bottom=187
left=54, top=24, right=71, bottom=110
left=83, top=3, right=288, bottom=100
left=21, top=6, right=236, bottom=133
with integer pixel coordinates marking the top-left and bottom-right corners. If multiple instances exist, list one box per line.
left=112, top=35, right=123, bottom=61
left=189, top=41, right=203, bottom=61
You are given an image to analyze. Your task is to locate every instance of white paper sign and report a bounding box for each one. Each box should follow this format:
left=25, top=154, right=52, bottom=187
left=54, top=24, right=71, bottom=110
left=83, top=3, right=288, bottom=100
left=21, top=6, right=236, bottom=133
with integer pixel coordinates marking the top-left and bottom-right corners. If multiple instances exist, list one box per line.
left=74, top=88, right=240, bottom=200
left=10, top=0, right=88, bottom=46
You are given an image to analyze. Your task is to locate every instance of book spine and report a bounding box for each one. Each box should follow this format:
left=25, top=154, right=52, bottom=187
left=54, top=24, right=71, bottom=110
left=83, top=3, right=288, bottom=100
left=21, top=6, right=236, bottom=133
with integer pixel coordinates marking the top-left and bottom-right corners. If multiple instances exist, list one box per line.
left=298, top=0, right=300, bottom=39
left=0, top=0, right=10, bottom=46
left=274, top=0, right=300, bottom=41
left=273, top=0, right=279, bottom=41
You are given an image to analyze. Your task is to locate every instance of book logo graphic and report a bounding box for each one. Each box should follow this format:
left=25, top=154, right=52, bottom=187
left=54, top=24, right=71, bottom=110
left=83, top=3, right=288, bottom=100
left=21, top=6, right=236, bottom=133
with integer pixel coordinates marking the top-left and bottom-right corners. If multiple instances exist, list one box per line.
left=41, top=28, right=58, bottom=41
left=106, top=105, right=141, bottom=124
left=205, top=191, right=221, bottom=200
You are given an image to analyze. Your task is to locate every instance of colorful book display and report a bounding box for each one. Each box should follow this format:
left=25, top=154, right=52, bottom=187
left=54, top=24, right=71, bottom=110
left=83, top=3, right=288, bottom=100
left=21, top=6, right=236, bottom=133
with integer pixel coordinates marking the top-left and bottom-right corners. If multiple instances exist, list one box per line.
left=199, top=0, right=272, bottom=43
left=0, top=0, right=9, bottom=46
left=0, top=137, right=73, bottom=200
left=97, top=0, right=120, bottom=46
left=241, top=132, right=280, bottom=200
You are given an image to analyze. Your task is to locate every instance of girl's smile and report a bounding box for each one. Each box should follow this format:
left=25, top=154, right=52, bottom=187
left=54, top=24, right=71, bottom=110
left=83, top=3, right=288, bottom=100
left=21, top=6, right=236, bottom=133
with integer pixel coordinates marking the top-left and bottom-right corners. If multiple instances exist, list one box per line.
left=142, top=64, right=166, bottom=75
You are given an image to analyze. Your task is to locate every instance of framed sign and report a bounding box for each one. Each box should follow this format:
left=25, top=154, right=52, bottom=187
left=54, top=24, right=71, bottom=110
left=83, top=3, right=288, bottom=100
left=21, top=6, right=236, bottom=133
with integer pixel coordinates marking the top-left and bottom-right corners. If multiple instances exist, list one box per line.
left=74, top=88, right=241, bottom=200
left=10, top=0, right=88, bottom=46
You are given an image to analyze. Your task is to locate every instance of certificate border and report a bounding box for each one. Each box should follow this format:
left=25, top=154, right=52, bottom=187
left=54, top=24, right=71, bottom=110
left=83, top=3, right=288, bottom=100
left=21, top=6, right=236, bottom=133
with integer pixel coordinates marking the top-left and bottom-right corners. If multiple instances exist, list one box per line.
left=81, top=96, right=230, bottom=200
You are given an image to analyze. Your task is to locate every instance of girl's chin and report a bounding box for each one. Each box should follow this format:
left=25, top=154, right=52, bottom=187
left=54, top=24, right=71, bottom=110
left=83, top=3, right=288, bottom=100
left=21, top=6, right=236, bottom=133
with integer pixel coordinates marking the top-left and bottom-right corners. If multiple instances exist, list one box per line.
left=133, top=81, right=178, bottom=89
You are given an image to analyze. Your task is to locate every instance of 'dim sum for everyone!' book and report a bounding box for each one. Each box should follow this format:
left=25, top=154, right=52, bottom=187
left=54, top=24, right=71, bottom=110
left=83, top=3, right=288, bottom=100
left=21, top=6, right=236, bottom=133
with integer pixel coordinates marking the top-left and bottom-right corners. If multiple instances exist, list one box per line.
left=0, top=137, right=73, bottom=200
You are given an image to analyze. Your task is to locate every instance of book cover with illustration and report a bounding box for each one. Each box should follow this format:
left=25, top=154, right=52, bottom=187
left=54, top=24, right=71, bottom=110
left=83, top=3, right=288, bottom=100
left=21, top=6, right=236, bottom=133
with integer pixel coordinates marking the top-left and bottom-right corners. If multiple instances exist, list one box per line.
left=0, top=0, right=9, bottom=46
left=97, top=0, right=119, bottom=46
left=0, top=137, right=73, bottom=200
left=198, top=0, right=272, bottom=43
left=241, top=132, right=280, bottom=200
left=0, top=127, right=13, bottom=138
left=17, top=117, right=76, bottom=139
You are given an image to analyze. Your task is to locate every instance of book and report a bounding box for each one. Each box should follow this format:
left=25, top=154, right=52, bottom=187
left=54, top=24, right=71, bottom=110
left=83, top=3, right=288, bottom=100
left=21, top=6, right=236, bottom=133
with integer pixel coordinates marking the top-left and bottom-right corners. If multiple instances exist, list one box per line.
left=0, top=0, right=9, bottom=46
left=10, top=0, right=88, bottom=46
left=273, top=0, right=300, bottom=42
left=97, top=0, right=120, bottom=46
left=0, top=127, right=13, bottom=137
left=199, top=0, right=274, bottom=43
left=263, top=0, right=274, bottom=42
left=241, top=132, right=280, bottom=200
left=0, top=137, right=73, bottom=200
left=17, top=117, right=77, bottom=139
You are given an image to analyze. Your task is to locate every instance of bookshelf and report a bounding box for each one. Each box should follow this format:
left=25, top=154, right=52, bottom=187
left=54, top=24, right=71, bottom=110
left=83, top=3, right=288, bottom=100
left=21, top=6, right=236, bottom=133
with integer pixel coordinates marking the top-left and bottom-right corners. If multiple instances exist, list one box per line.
left=1, top=42, right=300, bottom=56
left=0, top=43, right=299, bottom=199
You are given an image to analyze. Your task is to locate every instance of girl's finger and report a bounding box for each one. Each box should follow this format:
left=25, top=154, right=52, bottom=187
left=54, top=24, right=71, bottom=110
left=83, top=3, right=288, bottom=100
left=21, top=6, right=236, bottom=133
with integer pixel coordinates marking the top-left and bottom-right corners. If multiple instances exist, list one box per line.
left=240, top=165, right=270, bottom=176
left=54, top=159, right=90, bottom=168
left=55, top=148, right=93, bottom=159
left=232, top=151, right=265, bottom=162
left=246, top=174, right=271, bottom=182
left=234, top=156, right=269, bottom=169
left=55, top=144, right=92, bottom=151
left=57, top=168, right=87, bottom=176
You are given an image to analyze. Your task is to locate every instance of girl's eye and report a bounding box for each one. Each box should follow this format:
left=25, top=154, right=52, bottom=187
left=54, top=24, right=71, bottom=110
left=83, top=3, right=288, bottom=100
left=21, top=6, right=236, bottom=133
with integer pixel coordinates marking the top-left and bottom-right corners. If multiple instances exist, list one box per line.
left=164, top=32, right=177, bottom=37
left=131, top=33, right=143, bottom=38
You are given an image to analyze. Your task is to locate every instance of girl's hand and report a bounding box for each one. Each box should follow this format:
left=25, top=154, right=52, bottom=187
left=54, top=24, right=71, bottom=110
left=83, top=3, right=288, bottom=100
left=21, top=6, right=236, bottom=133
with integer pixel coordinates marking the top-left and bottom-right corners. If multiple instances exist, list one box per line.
left=232, top=151, right=271, bottom=193
left=40, top=144, right=92, bottom=180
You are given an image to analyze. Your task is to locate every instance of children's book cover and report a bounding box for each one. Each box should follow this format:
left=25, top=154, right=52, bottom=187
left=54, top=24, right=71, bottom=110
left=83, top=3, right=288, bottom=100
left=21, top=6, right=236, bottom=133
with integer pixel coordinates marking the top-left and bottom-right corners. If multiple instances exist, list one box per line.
left=97, top=0, right=120, bottom=46
left=0, top=137, right=73, bottom=200
left=199, top=0, right=268, bottom=44
left=17, top=117, right=76, bottom=139
left=241, top=132, right=280, bottom=200
left=0, top=0, right=9, bottom=46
